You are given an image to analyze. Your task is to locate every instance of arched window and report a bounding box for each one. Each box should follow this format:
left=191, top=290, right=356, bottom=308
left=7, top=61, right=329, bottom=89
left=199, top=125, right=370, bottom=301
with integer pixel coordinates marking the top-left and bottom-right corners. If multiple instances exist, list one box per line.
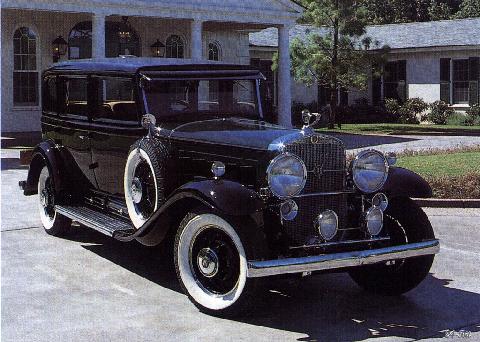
left=208, top=42, right=220, bottom=61
left=68, top=21, right=92, bottom=59
left=13, top=27, right=38, bottom=106
left=68, top=21, right=141, bottom=59
left=165, top=35, right=184, bottom=58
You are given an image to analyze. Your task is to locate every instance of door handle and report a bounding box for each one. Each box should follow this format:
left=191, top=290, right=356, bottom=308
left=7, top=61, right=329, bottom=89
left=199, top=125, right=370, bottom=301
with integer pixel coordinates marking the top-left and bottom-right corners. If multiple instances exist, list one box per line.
left=78, top=135, right=89, bottom=140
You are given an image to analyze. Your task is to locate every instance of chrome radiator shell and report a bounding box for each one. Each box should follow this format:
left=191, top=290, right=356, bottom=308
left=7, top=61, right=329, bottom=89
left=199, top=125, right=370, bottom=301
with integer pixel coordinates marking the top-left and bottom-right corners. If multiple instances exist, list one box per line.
left=282, top=134, right=348, bottom=245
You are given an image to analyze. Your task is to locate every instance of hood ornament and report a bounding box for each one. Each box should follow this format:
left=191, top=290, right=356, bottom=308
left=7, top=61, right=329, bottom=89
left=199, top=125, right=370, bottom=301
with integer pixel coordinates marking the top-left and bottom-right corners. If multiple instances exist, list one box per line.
left=302, top=109, right=322, bottom=129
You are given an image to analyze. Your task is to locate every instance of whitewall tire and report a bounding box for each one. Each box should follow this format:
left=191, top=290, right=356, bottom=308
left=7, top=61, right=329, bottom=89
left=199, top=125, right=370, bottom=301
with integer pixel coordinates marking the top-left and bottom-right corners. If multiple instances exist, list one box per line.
left=37, top=166, right=71, bottom=236
left=124, top=139, right=168, bottom=229
left=174, top=211, right=258, bottom=316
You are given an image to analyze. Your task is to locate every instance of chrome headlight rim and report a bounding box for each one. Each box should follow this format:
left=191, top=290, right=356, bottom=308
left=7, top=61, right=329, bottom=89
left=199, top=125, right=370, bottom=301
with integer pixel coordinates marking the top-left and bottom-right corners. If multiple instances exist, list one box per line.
left=352, top=149, right=389, bottom=194
left=267, top=152, right=307, bottom=199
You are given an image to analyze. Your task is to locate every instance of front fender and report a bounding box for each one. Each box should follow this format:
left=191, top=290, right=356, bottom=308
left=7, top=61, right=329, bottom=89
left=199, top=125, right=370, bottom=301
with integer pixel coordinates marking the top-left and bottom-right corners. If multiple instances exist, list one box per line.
left=116, top=179, right=265, bottom=244
left=22, top=140, right=65, bottom=196
left=381, top=167, right=432, bottom=199
left=175, top=179, right=265, bottom=216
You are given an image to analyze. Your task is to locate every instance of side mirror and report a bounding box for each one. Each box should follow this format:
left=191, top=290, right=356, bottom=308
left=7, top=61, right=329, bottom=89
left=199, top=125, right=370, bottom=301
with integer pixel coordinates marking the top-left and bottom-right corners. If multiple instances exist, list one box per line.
left=141, top=114, right=157, bottom=138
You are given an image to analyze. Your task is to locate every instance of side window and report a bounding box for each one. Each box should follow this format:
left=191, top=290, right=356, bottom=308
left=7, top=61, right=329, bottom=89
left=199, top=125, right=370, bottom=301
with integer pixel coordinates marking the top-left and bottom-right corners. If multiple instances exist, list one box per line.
left=43, top=77, right=57, bottom=113
left=58, top=77, right=89, bottom=117
left=95, top=78, right=138, bottom=122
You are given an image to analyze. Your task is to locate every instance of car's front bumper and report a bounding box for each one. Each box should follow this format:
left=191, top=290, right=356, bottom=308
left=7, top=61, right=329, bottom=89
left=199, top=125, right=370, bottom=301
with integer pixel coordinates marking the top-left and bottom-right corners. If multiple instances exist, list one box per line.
left=247, top=239, right=440, bottom=278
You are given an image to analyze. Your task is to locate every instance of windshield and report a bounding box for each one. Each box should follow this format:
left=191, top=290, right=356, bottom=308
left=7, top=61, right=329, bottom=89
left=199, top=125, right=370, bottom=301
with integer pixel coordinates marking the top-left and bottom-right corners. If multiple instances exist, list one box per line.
left=143, top=79, right=262, bottom=122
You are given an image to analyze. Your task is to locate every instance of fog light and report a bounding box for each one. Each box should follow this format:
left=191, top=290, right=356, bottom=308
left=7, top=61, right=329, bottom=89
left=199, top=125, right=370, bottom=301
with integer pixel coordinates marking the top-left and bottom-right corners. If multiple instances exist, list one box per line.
left=372, top=193, right=388, bottom=211
left=315, top=210, right=338, bottom=241
left=280, top=199, right=298, bottom=221
left=365, top=207, right=383, bottom=236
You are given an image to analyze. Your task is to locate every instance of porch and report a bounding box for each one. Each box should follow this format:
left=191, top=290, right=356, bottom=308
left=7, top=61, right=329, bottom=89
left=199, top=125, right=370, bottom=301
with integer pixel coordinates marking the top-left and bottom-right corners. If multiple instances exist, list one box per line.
left=1, top=1, right=301, bottom=131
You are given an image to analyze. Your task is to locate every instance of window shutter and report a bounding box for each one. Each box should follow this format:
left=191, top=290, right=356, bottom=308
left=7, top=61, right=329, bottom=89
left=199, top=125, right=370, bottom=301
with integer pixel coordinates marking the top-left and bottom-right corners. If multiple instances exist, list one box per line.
left=440, top=58, right=451, bottom=103
left=398, top=60, right=407, bottom=81
left=469, top=57, right=479, bottom=81
left=469, top=57, right=479, bottom=105
left=440, top=58, right=451, bottom=82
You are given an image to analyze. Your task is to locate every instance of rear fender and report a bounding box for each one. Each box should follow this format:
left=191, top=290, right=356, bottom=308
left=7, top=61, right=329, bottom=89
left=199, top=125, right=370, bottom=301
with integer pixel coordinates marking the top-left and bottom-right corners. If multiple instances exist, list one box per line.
left=381, top=167, right=432, bottom=199
left=23, top=140, right=65, bottom=196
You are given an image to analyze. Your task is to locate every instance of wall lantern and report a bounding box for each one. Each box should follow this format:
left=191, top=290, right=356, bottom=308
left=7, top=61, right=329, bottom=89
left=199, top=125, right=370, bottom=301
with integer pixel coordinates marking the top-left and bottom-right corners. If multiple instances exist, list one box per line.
left=52, top=36, right=68, bottom=63
left=150, top=39, right=165, bottom=57
left=118, top=16, right=132, bottom=42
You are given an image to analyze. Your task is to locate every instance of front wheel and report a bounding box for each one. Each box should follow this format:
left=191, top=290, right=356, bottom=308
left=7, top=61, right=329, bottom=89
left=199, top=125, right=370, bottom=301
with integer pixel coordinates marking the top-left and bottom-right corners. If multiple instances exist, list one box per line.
left=174, top=211, right=259, bottom=317
left=37, top=166, right=71, bottom=236
left=349, top=197, right=436, bottom=295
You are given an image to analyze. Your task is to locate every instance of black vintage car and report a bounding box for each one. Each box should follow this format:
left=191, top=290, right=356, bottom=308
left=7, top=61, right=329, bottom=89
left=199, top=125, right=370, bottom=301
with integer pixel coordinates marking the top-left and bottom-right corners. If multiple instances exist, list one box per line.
left=21, top=58, right=439, bottom=316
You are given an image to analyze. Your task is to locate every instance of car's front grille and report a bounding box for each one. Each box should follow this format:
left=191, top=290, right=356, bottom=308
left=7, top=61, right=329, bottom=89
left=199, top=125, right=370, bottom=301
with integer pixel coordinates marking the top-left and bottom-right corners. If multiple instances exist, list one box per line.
left=284, top=134, right=346, bottom=193
left=282, top=134, right=348, bottom=246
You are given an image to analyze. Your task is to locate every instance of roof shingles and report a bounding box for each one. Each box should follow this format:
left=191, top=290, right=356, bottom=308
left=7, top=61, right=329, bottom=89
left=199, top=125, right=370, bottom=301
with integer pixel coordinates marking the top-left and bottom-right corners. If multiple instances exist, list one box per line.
left=249, top=18, right=480, bottom=50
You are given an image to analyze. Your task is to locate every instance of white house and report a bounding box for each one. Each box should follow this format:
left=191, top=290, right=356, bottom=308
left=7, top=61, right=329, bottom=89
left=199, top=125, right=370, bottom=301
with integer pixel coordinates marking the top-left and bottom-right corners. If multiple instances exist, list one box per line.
left=1, top=0, right=303, bottom=132
left=250, top=18, right=480, bottom=111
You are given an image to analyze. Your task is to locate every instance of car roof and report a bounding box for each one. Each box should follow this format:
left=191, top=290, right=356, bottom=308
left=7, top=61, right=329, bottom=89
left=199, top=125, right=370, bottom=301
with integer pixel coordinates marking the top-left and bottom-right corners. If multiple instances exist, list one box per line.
left=46, top=57, right=261, bottom=76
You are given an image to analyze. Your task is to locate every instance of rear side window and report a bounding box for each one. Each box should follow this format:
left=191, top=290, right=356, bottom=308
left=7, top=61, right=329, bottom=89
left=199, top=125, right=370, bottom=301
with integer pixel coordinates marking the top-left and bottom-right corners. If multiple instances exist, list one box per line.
left=57, top=77, right=89, bottom=117
left=94, top=78, right=138, bottom=122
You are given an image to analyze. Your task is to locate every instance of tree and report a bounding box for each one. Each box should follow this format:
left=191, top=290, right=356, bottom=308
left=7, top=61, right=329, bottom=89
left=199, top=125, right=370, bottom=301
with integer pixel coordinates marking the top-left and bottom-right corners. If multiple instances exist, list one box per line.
left=454, top=0, right=480, bottom=18
left=428, top=0, right=452, bottom=20
left=286, top=0, right=389, bottom=128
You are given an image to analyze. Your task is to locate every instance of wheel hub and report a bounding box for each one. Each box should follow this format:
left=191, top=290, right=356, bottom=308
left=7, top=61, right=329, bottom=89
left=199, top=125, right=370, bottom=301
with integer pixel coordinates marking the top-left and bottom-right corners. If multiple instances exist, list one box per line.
left=197, top=248, right=219, bottom=278
left=131, top=177, right=143, bottom=204
left=40, top=189, right=51, bottom=208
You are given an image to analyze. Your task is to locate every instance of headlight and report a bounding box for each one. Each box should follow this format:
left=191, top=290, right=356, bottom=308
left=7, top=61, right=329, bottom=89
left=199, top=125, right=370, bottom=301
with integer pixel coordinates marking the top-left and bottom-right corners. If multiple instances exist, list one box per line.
left=351, top=150, right=389, bottom=193
left=267, top=153, right=307, bottom=198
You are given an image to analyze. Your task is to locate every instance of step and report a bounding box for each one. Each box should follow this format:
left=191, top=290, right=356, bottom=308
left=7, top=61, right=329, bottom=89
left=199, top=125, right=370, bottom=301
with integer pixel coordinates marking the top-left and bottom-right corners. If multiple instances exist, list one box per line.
left=55, top=205, right=135, bottom=237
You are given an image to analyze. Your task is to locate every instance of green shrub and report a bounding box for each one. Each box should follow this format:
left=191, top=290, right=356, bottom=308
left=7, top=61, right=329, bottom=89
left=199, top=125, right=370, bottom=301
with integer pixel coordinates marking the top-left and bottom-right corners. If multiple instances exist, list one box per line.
left=465, top=104, right=480, bottom=126
left=384, top=98, right=401, bottom=122
left=399, top=98, right=429, bottom=124
left=428, top=101, right=455, bottom=125
left=447, top=112, right=467, bottom=126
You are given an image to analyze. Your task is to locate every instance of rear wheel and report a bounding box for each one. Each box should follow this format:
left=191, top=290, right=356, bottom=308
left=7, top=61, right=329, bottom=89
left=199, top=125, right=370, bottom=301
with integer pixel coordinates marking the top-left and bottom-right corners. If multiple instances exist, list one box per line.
left=37, top=166, right=71, bottom=236
left=349, top=198, right=435, bottom=295
left=174, top=210, right=260, bottom=317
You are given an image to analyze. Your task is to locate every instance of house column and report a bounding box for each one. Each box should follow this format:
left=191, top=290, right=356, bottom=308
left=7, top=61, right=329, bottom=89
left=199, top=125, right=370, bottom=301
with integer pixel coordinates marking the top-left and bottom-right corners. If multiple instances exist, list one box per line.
left=92, top=13, right=106, bottom=58
left=277, top=24, right=292, bottom=127
left=190, top=20, right=203, bottom=60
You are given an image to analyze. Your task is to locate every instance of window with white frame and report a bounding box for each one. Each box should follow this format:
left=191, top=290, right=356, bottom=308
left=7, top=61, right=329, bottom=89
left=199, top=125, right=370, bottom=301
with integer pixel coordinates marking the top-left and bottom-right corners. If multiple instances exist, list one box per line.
left=165, top=35, right=184, bottom=58
left=208, top=42, right=220, bottom=61
left=13, top=27, right=38, bottom=106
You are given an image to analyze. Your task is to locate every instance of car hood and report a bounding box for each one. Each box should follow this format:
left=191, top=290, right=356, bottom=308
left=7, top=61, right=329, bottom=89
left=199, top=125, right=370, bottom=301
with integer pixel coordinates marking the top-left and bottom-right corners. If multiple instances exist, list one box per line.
left=168, top=118, right=306, bottom=151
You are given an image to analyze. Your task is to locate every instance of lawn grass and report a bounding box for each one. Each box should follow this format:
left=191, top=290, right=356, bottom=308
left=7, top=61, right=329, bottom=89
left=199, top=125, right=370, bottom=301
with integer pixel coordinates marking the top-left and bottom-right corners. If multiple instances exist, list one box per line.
left=396, top=151, right=480, bottom=177
left=396, top=150, right=480, bottom=198
left=318, top=123, right=480, bottom=135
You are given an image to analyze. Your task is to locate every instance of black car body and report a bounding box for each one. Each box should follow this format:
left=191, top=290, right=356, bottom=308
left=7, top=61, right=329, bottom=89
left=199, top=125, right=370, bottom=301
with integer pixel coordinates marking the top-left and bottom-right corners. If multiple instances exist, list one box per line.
left=21, top=58, right=440, bottom=316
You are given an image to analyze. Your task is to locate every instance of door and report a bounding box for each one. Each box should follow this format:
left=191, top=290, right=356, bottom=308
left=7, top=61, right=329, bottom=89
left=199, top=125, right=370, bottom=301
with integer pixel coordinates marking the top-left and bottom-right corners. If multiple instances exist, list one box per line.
left=89, top=76, right=144, bottom=195
left=52, top=76, right=98, bottom=189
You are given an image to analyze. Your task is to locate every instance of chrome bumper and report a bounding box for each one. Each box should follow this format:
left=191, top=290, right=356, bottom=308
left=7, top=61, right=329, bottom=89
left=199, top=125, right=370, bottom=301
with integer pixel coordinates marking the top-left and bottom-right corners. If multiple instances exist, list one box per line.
left=247, top=239, right=440, bottom=278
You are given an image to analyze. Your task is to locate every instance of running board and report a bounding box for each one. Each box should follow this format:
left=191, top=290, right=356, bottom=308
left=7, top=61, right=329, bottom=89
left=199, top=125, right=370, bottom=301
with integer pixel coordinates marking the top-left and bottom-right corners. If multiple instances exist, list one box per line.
left=55, top=205, right=135, bottom=237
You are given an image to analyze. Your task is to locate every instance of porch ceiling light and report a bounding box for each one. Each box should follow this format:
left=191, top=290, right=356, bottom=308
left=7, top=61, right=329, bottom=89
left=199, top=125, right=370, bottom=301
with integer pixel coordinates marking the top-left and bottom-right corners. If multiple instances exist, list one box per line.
left=150, top=39, right=165, bottom=58
left=52, top=36, right=68, bottom=63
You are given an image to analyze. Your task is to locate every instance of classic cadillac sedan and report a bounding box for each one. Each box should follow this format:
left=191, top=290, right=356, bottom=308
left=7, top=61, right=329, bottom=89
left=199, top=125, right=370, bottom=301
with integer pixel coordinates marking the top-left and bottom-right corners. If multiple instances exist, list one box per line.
left=20, top=58, right=439, bottom=316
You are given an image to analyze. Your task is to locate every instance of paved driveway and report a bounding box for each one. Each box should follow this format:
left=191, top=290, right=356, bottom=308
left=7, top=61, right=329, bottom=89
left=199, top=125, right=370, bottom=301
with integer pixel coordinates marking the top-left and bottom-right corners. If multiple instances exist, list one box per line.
left=1, top=147, right=480, bottom=341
